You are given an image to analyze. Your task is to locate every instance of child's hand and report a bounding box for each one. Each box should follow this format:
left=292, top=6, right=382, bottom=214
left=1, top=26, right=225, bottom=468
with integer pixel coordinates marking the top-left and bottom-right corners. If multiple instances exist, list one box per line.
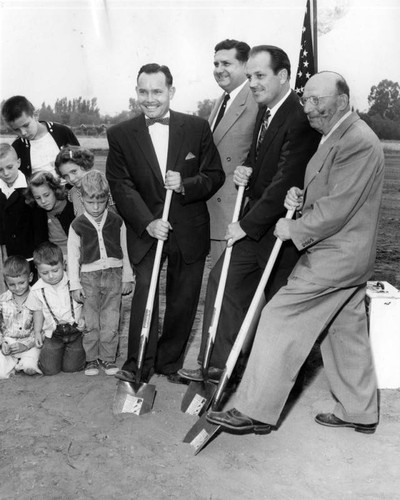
left=9, top=342, right=28, bottom=354
left=77, top=318, right=86, bottom=332
left=35, top=331, right=44, bottom=348
left=72, top=289, right=85, bottom=303
left=122, top=281, right=133, bottom=295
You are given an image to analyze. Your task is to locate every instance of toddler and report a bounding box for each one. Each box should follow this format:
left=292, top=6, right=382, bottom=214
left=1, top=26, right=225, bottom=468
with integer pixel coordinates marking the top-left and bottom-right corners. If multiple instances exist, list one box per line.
left=68, top=170, right=133, bottom=376
left=0, top=256, right=42, bottom=379
left=26, top=242, right=86, bottom=375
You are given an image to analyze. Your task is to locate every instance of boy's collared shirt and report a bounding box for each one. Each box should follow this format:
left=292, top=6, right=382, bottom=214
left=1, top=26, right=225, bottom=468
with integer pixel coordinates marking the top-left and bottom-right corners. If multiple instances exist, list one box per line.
left=25, top=273, right=82, bottom=338
left=68, top=208, right=134, bottom=291
left=0, top=290, right=35, bottom=348
left=0, top=171, right=27, bottom=199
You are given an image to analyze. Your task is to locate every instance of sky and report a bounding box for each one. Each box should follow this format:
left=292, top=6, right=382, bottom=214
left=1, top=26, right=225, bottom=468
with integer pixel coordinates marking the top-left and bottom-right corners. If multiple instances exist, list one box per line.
left=1, top=0, right=399, bottom=116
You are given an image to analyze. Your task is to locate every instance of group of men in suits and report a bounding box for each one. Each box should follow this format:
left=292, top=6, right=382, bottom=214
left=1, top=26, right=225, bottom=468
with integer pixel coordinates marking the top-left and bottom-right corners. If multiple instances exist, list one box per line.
left=105, top=40, right=384, bottom=435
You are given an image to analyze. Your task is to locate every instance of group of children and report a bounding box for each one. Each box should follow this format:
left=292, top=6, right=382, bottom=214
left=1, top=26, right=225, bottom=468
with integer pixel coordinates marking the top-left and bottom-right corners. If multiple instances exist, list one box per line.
left=0, top=96, right=134, bottom=380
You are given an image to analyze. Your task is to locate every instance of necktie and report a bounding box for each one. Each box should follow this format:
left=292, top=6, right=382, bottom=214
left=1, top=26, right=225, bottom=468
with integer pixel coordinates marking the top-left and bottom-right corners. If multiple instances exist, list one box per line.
left=213, top=94, right=230, bottom=132
left=256, top=108, right=271, bottom=158
left=146, top=116, right=170, bottom=127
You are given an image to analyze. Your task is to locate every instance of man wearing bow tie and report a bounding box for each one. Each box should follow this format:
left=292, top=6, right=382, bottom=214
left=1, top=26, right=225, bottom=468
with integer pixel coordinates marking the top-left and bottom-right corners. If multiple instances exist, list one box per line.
left=106, top=63, right=224, bottom=383
left=179, top=45, right=320, bottom=383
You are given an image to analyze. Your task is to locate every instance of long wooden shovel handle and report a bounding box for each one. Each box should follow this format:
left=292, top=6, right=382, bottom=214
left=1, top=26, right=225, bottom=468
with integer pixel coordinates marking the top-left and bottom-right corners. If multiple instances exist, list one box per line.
left=137, top=188, right=173, bottom=372
left=202, top=185, right=245, bottom=369
left=212, top=208, right=295, bottom=408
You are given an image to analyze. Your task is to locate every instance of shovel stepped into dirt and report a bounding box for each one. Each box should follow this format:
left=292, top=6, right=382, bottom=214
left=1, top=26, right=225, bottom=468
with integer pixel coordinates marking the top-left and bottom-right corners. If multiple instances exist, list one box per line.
left=183, top=208, right=295, bottom=453
left=113, top=188, right=173, bottom=416
left=181, top=185, right=245, bottom=416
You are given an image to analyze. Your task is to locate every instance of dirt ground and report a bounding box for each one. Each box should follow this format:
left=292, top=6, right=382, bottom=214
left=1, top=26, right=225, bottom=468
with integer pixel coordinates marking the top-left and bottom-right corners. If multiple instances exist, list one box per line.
left=1, top=147, right=400, bottom=500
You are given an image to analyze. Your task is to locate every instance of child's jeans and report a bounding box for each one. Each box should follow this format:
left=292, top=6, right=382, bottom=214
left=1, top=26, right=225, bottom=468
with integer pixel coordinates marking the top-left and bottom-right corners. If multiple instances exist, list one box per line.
left=81, top=267, right=122, bottom=362
left=39, top=329, right=86, bottom=375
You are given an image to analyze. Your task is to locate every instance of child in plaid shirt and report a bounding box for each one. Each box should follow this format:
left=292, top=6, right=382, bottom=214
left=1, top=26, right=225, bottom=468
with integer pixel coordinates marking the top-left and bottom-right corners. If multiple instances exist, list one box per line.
left=0, top=256, right=42, bottom=378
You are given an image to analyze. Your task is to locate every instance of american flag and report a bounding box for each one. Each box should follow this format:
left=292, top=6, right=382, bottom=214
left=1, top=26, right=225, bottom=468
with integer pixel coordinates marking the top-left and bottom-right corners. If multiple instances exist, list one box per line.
left=295, top=0, right=315, bottom=97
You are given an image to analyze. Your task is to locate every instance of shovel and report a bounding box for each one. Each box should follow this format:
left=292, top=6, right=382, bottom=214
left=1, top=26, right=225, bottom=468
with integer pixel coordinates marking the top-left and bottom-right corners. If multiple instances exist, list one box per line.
left=181, top=186, right=245, bottom=416
left=183, top=208, right=294, bottom=453
left=113, top=188, right=173, bottom=416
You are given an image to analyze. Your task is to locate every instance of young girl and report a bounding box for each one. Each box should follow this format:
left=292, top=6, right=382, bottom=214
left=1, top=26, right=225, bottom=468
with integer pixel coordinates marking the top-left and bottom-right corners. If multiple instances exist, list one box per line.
left=55, top=145, right=95, bottom=216
left=25, top=171, right=75, bottom=257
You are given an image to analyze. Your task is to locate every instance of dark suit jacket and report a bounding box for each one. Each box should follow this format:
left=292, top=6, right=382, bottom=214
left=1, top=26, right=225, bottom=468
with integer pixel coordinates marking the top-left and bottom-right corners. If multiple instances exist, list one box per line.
left=106, top=110, right=224, bottom=265
left=240, top=90, right=321, bottom=265
left=0, top=188, right=40, bottom=258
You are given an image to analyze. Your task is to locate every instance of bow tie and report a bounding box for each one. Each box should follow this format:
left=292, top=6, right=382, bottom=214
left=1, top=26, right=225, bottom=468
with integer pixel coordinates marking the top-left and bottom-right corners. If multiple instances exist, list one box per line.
left=146, top=117, right=170, bottom=127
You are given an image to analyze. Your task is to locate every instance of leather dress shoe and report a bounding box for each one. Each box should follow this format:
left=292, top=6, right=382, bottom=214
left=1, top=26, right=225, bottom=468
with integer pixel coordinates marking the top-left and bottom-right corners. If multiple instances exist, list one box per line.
left=178, top=366, right=223, bottom=383
left=165, top=373, right=189, bottom=385
left=315, top=413, right=377, bottom=434
left=206, top=408, right=271, bottom=434
left=114, top=368, right=154, bottom=384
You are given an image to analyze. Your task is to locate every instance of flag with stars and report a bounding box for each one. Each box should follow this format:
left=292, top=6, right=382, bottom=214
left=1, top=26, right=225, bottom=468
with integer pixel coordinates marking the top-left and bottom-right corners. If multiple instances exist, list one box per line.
left=295, top=0, right=315, bottom=97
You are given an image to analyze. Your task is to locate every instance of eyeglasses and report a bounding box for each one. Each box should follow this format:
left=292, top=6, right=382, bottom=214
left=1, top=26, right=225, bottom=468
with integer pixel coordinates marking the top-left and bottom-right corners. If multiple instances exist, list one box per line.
left=300, top=95, right=340, bottom=107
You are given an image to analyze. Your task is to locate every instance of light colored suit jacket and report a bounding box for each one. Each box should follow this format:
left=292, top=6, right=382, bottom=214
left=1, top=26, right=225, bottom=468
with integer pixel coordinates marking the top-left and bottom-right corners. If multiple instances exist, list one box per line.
left=290, top=112, right=384, bottom=287
left=207, top=82, right=258, bottom=239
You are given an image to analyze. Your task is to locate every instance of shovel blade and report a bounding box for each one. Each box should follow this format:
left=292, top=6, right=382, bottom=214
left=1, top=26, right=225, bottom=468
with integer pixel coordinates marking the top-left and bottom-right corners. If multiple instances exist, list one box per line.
left=113, top=380, right=156, bottom=416
left=181, top=381, right=217, bottom=416
left=183, top=413, right=221, bottom=455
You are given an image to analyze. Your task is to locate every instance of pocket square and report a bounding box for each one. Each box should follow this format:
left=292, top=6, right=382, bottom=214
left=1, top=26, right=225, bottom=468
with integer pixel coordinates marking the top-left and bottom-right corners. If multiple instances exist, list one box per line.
left=185, top=152, right=196, bottom=160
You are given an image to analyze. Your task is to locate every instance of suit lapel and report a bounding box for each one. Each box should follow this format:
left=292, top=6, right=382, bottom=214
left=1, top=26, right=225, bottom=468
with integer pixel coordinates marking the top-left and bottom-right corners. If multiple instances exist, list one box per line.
left=303, top=112, right=360, bottom=190
left=166, top=110, right=184, bottom=172
left=213, top=84, right=251, bottom=145
left=208, top=95, right=223, bottom=128
left=133, top=114, right=165, bottom=185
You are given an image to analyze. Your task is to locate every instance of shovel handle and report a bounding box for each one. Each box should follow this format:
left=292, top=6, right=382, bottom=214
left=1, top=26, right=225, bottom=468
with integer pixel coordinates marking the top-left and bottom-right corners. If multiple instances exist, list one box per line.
left=212, top=208, right=295, bottom=408
left=137, top=188, right=173, bottom=371
left=203, top=185, right=245, bottom=370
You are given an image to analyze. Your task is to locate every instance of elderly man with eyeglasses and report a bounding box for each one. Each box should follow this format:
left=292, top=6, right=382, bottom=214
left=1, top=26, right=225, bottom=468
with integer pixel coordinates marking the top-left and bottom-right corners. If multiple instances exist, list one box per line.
left=207, top=71, right=384, bottom=436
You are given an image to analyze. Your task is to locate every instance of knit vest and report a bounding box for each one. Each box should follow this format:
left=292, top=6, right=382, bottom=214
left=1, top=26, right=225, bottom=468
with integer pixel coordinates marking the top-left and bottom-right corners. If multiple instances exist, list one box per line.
left=71, top=211, right=123, bottom=264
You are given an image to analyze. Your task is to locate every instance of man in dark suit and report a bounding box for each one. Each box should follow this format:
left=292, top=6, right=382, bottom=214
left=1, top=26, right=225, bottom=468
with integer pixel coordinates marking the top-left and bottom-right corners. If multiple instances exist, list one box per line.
left=207, top=71, right=382, bottom=435
left=179, top=45, right=320, bottom=382
left=106, top=63, right=224, bottom=383
left=207, top=39, right=258, bottom=266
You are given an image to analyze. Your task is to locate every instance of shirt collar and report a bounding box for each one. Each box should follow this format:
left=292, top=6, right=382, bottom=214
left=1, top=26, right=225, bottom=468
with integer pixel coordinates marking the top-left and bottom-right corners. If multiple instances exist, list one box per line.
left=0, top=171, right=27, bottom=197
left=226, top=79, right=247, bottom=102
left=268, top=89, right=292, bottom=122
left=320, top=110, right=352, bottom=145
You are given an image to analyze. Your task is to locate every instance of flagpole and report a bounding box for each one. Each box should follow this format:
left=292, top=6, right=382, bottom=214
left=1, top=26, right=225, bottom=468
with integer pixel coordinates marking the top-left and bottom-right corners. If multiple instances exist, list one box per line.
left=312, top=0, right=318, bottom=72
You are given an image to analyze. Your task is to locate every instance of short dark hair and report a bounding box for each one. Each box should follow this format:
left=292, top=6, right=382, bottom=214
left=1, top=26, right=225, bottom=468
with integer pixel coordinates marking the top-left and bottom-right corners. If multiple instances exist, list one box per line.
left=3, top=255, right=31, bottom=279
left=249, top=45, right=291, bottom=79
left=33, top=241, right=64, bottom=267
left=55, top=145, right=94, bottom=175
left=25, top=171, right=66, bottom=206
left=137, top=63, right=173, bottom=87
left=214, top=39, right=251, bottom=63
left=1, top=96, right=35, bottom=123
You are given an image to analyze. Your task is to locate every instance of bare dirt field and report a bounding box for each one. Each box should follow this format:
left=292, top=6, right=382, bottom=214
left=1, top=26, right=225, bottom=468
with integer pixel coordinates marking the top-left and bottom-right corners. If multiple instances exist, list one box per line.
left=1, top=141, right=400, bottom=500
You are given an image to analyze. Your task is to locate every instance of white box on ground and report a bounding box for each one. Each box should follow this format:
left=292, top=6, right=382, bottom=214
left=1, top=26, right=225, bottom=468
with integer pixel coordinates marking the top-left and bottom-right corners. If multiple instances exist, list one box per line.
left=366, top=281, right=400, bottom=389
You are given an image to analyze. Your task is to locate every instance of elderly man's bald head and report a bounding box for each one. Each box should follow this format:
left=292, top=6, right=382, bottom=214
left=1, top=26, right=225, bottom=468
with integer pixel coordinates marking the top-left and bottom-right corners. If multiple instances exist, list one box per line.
left=302, top=71, right=350, bottom=135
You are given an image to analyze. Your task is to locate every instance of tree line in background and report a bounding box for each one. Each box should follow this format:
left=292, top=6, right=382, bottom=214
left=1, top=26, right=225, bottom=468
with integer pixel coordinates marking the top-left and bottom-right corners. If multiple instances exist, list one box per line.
left=1, top=80, right=400, bottom=140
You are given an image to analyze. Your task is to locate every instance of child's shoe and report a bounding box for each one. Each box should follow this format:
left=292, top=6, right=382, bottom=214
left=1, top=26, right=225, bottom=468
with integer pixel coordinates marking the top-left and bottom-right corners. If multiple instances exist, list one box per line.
left=85, top=360, right=99, bottom=376
left=99, top=360, right=119, bottom=376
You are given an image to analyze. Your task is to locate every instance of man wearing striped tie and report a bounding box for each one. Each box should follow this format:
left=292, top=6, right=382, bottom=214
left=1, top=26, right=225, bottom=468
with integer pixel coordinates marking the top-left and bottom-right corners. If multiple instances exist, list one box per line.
left=179, top=45, right=320, bottom=384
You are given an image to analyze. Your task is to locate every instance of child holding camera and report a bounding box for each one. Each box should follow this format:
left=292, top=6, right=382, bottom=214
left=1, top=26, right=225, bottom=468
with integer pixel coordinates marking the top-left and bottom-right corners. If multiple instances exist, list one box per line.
left=26, top=242, right=86, bottom=375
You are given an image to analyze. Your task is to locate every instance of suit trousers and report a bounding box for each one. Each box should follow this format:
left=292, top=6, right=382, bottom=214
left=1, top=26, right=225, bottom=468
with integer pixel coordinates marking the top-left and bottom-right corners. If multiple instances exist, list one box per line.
left=123, top=231, right=205, bottom=378
left=198, top=237, right=296, bottom=369
left=232, top=277, right=378, bottom=426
